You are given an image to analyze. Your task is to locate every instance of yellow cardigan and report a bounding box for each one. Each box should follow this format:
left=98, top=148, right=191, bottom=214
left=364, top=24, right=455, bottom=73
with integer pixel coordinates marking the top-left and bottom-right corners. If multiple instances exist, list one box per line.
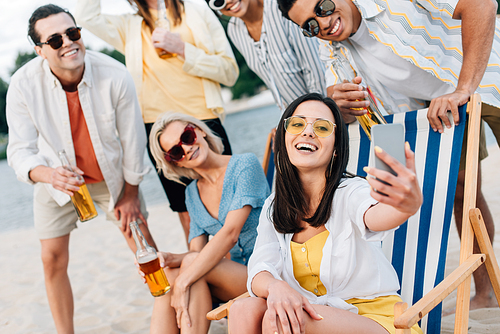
left=75, top=0, right=239, bottom=116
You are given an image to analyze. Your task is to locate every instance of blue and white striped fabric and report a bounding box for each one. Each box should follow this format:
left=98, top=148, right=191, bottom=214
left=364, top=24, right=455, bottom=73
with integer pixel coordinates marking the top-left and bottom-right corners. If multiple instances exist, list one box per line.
left=347, top=107, right=466, bottom=334
left=227, top=0, right=326, bottom=110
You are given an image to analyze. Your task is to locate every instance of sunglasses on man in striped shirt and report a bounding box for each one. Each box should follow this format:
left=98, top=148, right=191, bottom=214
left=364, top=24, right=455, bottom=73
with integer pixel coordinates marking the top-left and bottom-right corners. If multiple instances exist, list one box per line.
left=302, top=0, right=336, bottom=37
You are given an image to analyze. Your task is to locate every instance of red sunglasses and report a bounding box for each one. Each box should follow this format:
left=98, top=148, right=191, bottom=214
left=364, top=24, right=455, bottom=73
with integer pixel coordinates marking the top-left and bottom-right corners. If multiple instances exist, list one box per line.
left=164, top=124, right=197, bottom=162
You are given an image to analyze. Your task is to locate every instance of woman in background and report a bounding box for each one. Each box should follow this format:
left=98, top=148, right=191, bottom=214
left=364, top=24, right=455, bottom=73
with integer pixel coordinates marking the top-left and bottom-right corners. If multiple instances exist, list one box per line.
left=148, top=112, right=269, bottom=333
left=75, top=0, right=239, bottom=242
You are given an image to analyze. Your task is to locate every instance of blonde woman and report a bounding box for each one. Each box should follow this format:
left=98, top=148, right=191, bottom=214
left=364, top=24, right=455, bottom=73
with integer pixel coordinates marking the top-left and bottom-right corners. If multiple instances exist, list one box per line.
left=75, top=0, right=239, bottom=242
left=147, top=112, right=269, bottom=333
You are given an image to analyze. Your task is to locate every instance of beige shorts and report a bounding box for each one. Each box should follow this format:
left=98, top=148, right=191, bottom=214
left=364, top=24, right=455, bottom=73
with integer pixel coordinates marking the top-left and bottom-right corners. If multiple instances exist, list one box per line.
left=459, top=112, right=488, bottom=171
left=34, top=181, right=148, bottom=240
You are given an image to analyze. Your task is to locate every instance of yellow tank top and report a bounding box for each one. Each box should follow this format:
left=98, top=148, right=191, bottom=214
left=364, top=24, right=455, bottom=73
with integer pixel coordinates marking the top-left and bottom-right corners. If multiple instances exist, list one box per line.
left=140, top=9, right=215, bottom=123
left=290, top=230, right=329, bottom=296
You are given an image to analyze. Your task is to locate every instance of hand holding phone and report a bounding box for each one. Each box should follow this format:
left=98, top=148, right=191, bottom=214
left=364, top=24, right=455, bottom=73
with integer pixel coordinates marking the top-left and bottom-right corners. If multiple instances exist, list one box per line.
left=371, top=123, right=405, bottom=177
left=364, top=123, right=423, bottom=218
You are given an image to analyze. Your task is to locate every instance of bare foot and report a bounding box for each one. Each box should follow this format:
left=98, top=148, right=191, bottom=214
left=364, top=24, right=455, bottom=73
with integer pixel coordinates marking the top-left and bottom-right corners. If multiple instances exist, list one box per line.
left=442, top=292, right=499, bottom=317
left=469, top=292, right=499, bottom=310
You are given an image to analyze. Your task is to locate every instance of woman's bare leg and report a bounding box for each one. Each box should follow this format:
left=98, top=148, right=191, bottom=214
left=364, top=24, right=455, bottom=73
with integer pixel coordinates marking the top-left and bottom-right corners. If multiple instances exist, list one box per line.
left=204, top=257, right=248, bottom=301
left=229, top=297, right=267, bottom=334
left=264, top=304, right=390, bottom=334
left=178, top=275, right=213, bottom=334
left=152, top=252, right=249, bottom=334
left=150, top=267, right=180, bottom=334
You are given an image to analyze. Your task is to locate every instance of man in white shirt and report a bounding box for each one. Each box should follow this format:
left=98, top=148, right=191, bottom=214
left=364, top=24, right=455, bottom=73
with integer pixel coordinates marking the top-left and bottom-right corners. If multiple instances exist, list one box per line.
left=6, top=5, right=156, bottom=332
left=277, top=0, right=499, bottom=310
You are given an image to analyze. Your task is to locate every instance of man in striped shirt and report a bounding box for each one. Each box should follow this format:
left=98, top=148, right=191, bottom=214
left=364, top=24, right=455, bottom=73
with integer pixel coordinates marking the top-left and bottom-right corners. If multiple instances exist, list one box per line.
left=214, top=0, right=326, bottom=111
left=278, top=0, right=500, bottom=311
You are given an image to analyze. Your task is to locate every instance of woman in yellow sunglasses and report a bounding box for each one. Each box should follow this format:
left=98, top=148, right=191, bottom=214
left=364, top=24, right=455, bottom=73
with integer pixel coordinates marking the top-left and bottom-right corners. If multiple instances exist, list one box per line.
left=229, top=93, right=423, bottom=334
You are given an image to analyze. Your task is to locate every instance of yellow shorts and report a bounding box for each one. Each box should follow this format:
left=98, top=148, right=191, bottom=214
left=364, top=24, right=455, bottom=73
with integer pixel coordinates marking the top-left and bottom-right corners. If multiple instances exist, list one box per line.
left=345, top=295, right=423, bottom=334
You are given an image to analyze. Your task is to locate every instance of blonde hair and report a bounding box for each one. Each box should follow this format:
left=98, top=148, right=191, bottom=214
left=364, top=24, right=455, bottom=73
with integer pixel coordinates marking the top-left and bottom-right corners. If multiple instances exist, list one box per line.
left=150, top=112, right=224, bottom=184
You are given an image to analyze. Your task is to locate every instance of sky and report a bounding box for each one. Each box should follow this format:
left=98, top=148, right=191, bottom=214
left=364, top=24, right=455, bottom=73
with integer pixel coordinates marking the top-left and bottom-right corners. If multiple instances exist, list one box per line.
left=0, top=0, right=135, bottom=81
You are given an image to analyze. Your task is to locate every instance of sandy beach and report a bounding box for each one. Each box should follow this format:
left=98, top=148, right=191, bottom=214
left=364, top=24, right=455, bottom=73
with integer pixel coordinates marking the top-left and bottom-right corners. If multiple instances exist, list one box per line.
left=1, top=144, right=499, bottom=333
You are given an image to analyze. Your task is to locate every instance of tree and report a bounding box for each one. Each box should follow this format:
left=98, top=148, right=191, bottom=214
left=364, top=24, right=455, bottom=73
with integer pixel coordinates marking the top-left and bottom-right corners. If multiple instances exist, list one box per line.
left=0, top=77, right=8, bottom=134
left=10, top=51, right=38, bottom=76
left=98, top=47, right=126, bottom=65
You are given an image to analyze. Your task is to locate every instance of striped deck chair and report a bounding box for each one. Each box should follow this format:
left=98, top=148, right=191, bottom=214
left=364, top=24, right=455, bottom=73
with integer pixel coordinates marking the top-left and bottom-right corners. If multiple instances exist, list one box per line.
left=348, top=94, right=499, bottom=334
left=347, top=106, right=465, bottom=334
left=261, top=132, right=276, bottom=190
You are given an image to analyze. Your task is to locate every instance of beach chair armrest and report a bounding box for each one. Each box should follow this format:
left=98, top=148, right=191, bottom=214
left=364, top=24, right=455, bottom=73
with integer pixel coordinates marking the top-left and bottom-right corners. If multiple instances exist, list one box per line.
left=394, top=254, right=485, bottom=329
left=206, top=291, right=251, bottom=321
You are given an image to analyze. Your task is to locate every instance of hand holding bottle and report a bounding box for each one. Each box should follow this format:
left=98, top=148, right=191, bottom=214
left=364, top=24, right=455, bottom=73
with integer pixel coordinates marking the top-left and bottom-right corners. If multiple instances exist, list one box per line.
left=151, top=28, right=185, bottom=58
left=50, top=165, right=84, bottom=196
left=131, top=221, right=170, bottom=297
left=329, top=76, right=371, bottom=123
left=58, top=150, right=98, bottom=222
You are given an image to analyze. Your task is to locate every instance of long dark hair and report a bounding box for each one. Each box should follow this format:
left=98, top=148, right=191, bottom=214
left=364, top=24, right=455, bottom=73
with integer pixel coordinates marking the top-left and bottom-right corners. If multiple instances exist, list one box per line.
left=128, top=0, right=184, bottom=32
left=272, top=93, right=349, bottom=233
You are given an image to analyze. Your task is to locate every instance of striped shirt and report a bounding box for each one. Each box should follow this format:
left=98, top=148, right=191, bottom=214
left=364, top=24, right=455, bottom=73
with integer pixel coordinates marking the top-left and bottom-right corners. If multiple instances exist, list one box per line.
left=227, top=0, right=326, bottom=110
left=320, top=0, right=500, bottom=110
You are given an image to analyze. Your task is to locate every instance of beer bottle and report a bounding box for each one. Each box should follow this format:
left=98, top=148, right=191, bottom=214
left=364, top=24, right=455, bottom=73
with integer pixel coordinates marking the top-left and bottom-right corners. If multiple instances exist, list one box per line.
left=330, top=53, right=386, bottom=140
left=155, top=0, right=176, bottom=59
left=58, top=150, right=98, bottom=222
left=130, top=221, right=170, bottom=297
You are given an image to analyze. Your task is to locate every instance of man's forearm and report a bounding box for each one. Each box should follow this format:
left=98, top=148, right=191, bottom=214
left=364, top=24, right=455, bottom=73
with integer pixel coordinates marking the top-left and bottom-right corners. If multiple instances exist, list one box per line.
left=454, top=0, right=497, bottom=95
left=29, top=165, right=54, bottom=184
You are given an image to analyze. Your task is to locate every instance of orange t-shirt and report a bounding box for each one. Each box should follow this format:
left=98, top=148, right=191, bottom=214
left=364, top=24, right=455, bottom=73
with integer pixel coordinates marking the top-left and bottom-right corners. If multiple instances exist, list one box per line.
left=66, top=91, right=104, bottom=184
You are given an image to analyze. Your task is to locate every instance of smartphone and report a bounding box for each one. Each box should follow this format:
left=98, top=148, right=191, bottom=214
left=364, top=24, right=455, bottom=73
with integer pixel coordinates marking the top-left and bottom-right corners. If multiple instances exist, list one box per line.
left=371, top=123, right=405, bottom=177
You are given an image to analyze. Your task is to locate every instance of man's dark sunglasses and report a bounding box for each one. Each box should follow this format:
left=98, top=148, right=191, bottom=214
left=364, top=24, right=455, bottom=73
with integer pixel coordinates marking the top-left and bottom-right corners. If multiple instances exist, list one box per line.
left=36, top=27, right=82, bottom=50
left=207, top=0, right=226, bottom=10
left=302, top=0, right=336, bottom=37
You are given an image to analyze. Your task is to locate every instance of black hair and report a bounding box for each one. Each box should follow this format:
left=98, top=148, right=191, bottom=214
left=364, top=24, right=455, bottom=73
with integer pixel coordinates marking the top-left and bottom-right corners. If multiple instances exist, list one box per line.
left=28, top=4, right=77, bottom=45
left=277, top=0, right=297, bottom=19
left=271, top=93, right=349, bottom=233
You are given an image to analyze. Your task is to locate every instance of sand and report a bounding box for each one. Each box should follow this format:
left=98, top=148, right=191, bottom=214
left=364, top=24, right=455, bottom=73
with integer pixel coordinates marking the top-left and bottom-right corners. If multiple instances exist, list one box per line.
left=1, top=146, right=500, bottom=333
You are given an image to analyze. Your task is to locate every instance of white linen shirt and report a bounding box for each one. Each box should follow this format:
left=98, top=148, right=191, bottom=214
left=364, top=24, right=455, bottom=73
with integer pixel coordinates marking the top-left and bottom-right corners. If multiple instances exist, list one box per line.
left=320, top=0, right=500, bottom=110
left=247, top=178, right=400, bottom=313
left=75, top=0, right=238, bottom=115
left=6, top=50, right=148, bottom=210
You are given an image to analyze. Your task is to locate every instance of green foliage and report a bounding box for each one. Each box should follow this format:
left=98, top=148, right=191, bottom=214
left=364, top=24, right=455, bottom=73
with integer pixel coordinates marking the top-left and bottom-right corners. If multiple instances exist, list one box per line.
left=218, top=15, right=265, bottom=99
left=498, top=0, right=500, bottom=13
left=0, top=78, right=8, bottom=134
left=10, top=51, right=38, bottom=77
left=98, top=47, right=126, bottom=65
